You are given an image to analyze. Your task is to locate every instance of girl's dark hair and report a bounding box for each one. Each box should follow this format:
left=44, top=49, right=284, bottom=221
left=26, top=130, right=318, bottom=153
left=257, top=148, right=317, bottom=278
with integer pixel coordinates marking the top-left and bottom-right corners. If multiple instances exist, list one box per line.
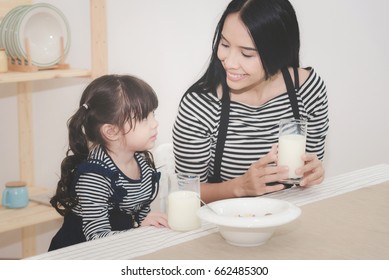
left=51, top=74, right=158, bottom=216
left=188, top=0, right=300, bottom=95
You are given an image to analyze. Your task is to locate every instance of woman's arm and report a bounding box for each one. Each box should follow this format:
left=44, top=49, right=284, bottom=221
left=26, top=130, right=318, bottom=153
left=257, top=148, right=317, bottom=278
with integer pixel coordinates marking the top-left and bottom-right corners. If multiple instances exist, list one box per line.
left=173, top=92, right=218, bottom=182
left=173, top=93, right=289, bottom=203
left=297, top=69, right=329, bottom=187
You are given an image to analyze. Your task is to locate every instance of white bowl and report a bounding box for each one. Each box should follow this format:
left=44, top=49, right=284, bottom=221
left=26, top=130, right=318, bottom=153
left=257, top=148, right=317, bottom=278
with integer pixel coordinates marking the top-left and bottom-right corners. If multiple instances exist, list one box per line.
left=15, top=3, right=71, bottom=67
left=197, top=197, right=301, bottom=247
left=0, top=5, right=28, bottom=55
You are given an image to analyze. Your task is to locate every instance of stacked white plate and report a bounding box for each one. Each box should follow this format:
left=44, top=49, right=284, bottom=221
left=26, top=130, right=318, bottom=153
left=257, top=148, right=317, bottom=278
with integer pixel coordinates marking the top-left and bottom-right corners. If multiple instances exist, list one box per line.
left=0, top=3, right=70, bottom=67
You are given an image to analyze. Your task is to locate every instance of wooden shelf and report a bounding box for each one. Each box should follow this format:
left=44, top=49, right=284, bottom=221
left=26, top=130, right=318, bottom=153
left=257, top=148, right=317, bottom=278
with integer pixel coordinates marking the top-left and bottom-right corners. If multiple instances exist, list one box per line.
left=0, top=68, right=92, bottom=84
left=0, top=0, right=107, bottom=184
left=0, top=186, right=62, bottom=258
left=0, top=187, right=61, bottom=234
left=0, top=0, right=107, bottom=258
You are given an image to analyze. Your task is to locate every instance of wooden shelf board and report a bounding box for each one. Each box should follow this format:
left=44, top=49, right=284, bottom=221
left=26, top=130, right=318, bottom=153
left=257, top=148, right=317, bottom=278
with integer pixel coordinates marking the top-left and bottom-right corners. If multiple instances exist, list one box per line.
left=0, top=68, right=92, bottom=84
left=0, top=187, right=61, bottom=234
left=0, top=206, right=61, bottom=233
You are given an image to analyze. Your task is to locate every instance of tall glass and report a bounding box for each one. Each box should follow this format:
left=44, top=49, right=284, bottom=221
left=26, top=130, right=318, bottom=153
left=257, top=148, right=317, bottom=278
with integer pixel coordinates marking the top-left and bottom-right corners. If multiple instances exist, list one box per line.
left=278, top=119, right=307, bottom=184
left=167, top=173, right=201, bottom=231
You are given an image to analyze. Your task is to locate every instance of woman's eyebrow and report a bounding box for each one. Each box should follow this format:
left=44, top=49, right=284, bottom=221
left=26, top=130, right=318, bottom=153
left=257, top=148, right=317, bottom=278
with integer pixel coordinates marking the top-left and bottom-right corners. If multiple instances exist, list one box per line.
left=220, top=34, right=257, bottom=52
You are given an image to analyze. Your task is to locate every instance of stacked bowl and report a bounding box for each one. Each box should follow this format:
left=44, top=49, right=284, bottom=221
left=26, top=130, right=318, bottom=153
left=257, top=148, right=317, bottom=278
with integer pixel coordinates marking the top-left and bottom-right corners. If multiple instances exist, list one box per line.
left=0, top=3, right=70, bottom=67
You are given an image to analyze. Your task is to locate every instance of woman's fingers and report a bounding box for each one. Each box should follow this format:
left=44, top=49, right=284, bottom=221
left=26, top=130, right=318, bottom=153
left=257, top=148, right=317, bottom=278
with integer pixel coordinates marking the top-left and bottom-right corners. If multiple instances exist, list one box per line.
left=298, top=153, right=324, bottom=187
left=254, top=144, right=278, bottom=168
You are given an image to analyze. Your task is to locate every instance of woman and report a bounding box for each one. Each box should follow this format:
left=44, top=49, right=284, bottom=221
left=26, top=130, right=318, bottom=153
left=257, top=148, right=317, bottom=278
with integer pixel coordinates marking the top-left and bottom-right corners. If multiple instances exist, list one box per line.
left=173, top=0, right=329, bottom=203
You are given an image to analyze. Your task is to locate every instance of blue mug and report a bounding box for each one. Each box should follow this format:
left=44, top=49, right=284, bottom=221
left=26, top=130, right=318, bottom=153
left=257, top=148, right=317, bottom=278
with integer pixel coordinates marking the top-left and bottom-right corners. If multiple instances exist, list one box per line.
left=2, top=181, right=29, bottom=209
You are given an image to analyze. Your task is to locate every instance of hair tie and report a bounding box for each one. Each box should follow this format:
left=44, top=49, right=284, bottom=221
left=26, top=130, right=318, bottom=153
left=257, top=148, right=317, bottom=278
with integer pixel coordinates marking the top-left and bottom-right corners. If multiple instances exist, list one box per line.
left=82, top=103, right=89, bottom=110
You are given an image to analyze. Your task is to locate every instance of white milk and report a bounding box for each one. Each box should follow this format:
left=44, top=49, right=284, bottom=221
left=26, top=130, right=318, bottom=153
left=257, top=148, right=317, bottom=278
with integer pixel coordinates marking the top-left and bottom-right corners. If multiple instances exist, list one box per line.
left=278, top=134, right=306, bottom=179
left=167, top=190, right=200, bottom=231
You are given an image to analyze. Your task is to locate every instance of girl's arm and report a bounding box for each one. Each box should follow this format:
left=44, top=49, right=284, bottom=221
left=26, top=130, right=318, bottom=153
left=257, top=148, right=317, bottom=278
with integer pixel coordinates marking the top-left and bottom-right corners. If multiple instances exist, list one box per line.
left=76, top=173, right=126, bottom=240
left=141, top=212, right=168, bottom=228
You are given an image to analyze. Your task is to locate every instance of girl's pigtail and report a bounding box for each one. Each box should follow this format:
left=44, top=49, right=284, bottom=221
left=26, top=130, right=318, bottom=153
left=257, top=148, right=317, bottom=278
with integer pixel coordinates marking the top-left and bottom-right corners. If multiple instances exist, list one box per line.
left=141, top=151, right=156, bottom=170
left=50, top=108, right=90, bottom=216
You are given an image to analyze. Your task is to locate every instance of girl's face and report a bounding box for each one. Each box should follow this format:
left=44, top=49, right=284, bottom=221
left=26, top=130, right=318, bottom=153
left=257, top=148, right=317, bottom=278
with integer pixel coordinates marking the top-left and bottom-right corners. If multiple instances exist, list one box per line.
left=122, top=111, right=159, bottom=152
left=217, top=13, right=265, bottom=93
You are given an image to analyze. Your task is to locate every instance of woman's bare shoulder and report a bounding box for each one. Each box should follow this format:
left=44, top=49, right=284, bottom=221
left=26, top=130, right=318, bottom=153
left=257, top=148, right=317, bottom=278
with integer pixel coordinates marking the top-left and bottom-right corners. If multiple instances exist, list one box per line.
left=299, top=67, right=311, bottom=85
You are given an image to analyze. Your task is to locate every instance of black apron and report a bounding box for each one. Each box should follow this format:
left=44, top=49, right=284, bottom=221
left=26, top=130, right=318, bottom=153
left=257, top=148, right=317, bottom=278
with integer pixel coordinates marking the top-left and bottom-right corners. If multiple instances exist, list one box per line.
left=208, top=67, right=300, bottom=184
left=48, top=161, right=159, bottom=251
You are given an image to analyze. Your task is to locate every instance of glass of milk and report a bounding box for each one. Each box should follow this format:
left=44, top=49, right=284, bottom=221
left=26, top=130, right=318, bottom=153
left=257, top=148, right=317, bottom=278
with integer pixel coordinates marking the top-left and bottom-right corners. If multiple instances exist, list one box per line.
left=167, top=173, right=201, bottom=231
left=278, top=119, right=307, bottom=184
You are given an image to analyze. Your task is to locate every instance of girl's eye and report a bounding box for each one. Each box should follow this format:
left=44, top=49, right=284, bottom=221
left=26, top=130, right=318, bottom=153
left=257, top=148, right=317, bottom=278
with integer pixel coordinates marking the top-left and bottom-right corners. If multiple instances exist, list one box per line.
left=142, top=111, right=155, bottom=121
left=148, top=111, right=155, bottom=119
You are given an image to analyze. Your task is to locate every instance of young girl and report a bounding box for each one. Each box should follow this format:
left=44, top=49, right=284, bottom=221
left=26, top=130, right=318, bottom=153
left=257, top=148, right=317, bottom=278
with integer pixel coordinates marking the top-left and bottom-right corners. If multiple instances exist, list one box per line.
left=49, top=74, right=168, bottom=251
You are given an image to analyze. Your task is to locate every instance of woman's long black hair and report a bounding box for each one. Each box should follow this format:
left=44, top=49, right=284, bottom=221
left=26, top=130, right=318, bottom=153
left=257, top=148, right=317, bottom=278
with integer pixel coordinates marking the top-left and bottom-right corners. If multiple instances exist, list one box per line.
left=51, top=75, right=158, bottom=216
left=187, top=0, right=300, bottom=97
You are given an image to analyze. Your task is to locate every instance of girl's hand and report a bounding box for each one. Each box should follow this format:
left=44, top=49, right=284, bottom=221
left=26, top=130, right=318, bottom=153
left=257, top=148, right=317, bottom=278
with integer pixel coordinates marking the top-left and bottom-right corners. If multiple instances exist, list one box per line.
left=141, top=212, right=169, bottom=228
left=296, top=153, right=325, bottom=187
left=239, top=144, right=289, bottom=196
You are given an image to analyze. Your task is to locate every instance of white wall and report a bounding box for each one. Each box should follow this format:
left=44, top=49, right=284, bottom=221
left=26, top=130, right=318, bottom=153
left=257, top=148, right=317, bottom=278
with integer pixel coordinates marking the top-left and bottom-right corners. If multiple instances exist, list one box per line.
left=292, top=0, right=389, bottom=175
left=0, top=0, right=388, bottom=258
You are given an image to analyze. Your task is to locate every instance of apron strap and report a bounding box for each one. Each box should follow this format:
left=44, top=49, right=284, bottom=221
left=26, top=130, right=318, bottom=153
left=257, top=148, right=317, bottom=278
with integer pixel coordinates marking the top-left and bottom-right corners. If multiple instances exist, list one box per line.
left=208, top=86, right=230, bottom=183
left=293, top=66, right=300, bottom=88
left=76, top=161, right=116, bottom=178
left=281, top=67, right=300, bottom=120
left=149, top=171, right=160, bottom=203
left=279, top=67, right=301, bottom=189
left=75, top=161, right=124, bottom=207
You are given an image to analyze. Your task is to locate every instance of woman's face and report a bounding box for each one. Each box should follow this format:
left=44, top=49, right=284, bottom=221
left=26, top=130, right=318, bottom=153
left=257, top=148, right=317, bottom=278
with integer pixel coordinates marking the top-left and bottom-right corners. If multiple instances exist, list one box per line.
left=217, top=13, right=265, bottom=93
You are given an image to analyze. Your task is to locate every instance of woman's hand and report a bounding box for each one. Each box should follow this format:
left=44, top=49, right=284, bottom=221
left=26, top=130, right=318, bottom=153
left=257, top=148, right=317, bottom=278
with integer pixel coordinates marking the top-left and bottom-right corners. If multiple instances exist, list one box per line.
left=238, top=144, right=289, bottom=196
left=296, top=153, right=325, bottom=187
left=141, top=212, right=169, bottom=228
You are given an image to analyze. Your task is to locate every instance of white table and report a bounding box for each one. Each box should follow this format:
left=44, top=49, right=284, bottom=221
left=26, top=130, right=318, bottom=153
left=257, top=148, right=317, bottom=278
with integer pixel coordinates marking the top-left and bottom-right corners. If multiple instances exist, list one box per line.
left=28, top=164, right=389, bottom=260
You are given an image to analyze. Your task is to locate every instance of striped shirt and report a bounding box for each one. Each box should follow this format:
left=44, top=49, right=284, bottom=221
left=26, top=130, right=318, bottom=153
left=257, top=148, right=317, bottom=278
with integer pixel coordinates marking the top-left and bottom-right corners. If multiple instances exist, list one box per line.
left=72, top=145, right=158, bottom=241
left=173, top=68, right=329, bottom=182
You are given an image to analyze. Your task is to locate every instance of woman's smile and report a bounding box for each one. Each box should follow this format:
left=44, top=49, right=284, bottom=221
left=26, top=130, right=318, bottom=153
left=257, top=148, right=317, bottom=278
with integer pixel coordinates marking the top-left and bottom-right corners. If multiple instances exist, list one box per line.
left=226, top=71, right=247, bottom=82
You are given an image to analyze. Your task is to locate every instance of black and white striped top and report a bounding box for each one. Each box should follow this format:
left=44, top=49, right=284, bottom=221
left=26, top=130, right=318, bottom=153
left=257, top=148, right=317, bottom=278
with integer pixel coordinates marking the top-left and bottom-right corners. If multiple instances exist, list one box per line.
left=173, top=68, right=329, bottom=182
left=72, top=145, right=158, bottom=241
